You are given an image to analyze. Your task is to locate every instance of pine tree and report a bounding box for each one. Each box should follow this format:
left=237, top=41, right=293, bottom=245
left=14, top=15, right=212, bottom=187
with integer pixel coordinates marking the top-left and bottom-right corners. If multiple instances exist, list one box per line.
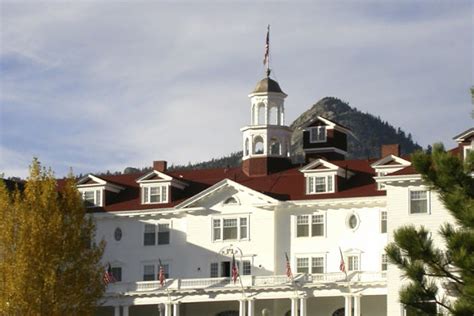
left=0, top=158, right=105, bottom=315
left=386, top=144, right=474, bottom=315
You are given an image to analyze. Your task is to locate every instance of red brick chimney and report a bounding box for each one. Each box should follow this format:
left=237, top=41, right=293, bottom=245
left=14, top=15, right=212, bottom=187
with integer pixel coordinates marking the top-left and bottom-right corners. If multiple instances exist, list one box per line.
left=153, top=160, right=167, bottom=172
left=381, top=144, right=400, bottom=157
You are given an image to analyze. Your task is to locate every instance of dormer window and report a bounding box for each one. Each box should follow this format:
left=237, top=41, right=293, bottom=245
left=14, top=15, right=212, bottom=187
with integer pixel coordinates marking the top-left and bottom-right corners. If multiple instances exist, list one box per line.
left=80, top=189, right=102, bottom=207
left=310, top=126, right=326, bottom=143
left=306, top=174, right=334, bottom=194
left=142, top=185, right=168, bottom=204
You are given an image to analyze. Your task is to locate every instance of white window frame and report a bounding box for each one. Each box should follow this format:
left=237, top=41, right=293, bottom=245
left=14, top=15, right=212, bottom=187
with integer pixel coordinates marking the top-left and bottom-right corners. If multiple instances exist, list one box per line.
left=464, top=145, right=472, bottom=161
left=306, top=174, right=335, bottom=194
left=110, top=265, right=122, bottom=282
left=381, top=253, right=388, bottom=271
left=296, top=213, right=326, bottom=238
left=309, top=126, right=327, bottom=143
left=377, top=171, right=388, bottom=190
left=212, top=215, right=250, bottom=242
left=142, top=261, right=170, bottom=281
left=141, top=184, right=169, bottom=204
left=295, top=254, right=326, bottom=275
left=143, top=222, right=171, bottom=246
left=79, top=189, right=103, bottom=207
left=347, top=255, right=360, bottom=272
left=409, top=189, right=430, bottom=214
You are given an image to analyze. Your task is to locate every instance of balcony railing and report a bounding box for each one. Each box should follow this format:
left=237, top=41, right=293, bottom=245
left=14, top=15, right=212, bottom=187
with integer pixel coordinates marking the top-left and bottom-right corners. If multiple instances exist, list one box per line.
left=106, top=271, right=386, bottom=294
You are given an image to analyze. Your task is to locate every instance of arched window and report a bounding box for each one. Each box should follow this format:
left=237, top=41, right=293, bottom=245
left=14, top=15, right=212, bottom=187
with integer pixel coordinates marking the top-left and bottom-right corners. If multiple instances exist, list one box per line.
left=244, top=138, right=250, bottom=156
left=270, top=138, right=281, bottom=155
left=223, top=197, right=238, bottom=205
left=269, top=106, right=278, bottom=125
left=254, top=136, right=264, bottom=155
left=257, top=103, right=266, bottom=125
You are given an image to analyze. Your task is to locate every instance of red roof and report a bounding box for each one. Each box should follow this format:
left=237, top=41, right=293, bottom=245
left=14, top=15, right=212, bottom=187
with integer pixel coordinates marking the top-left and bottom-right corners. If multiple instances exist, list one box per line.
left=59, top=158, right=386, bottom=213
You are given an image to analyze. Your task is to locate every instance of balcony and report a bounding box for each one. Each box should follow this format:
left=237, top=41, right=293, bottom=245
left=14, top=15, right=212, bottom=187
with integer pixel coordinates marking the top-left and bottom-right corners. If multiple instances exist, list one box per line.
left=106, top=271, right=386, bottom=295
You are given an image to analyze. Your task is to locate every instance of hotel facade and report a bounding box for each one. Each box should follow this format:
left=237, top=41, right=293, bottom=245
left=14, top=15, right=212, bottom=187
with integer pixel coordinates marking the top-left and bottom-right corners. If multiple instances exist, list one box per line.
left=83, top=72, right=472, bottom=316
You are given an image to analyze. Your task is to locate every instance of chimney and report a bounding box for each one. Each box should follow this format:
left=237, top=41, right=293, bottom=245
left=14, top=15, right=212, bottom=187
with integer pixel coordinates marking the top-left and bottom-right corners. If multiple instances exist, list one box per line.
left=381, top=144, right=400, bottom=157
left=153, top=160, right=167, bottom=172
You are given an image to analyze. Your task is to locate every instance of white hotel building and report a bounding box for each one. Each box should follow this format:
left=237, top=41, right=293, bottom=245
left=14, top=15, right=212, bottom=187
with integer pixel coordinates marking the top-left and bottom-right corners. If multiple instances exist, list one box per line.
left=77, top=73, right=473, bottom=316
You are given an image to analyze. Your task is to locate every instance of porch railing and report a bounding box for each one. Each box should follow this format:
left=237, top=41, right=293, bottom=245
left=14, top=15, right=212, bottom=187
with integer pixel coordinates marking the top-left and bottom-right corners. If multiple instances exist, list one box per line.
left=106, top=271, right=386, bottom=294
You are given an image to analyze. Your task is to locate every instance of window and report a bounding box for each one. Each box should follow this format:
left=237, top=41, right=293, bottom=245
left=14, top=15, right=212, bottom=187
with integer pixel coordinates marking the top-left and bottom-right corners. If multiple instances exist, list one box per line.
left=296, top=214, right=325, bottom=237
left=157, top=224, right=170, bottom=245
left=312, top=215, right=324, bottom=236
left=144, top=223, right=170, bottom=246
left=347, top=214, right=359, bottom=230
left=381, top=254, right=387, bottom=271
left=296, top=258, right=309, bottom=274
left=348, top=256, right=359, bottom=271
left=464, top=145, right=472, bottom=161
left=410, top=190, right=428, bottom=214
left=242, top=260, right=251, bottom=275
left=142, top=185, right=168, bottom=204
left=143, top=264, right=155, bottom=281
left=212, top=217, right=249, bottom=241
left=111, top=266, right=122, bottom=282
left=296, top=215, right=309, bottom=237
left=270, top=138, right=281, bottom=155
left=254, top=136, right=264, bottom=154
left=310, top=126, right=326, bottom=143
left=144, top=224, right=156, bottom=246
left=80, top=189, right=102, bottom=207
left=210, top=262, right=219, bottom=278
left=381, top=211, right=387, bottom=233
left=311, top=257, right=324, bottom=274
left=306, top=175, right=334, bottom=194
left=114, top=227, right=123, bottom=241
left=143, top=263, right=170, bottom=281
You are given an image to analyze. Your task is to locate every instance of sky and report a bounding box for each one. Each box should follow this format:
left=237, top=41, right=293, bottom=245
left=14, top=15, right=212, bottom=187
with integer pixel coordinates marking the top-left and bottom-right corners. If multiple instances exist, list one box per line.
left=0, top=1, right=473, bottom=178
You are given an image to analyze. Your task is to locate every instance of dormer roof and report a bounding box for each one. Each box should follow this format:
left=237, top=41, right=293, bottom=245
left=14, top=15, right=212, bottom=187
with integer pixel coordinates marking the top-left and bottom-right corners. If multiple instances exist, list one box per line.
left=299, top=159, right=340, bottom=173
left=302, top=116, right=353, bottom=136
left=77, top=174, right=124, bottom=193
left=453, top=128, right=474, bottom=143
left=370, top=155, right=411, bottom=169
left=136, top=170, right=187, bottom=189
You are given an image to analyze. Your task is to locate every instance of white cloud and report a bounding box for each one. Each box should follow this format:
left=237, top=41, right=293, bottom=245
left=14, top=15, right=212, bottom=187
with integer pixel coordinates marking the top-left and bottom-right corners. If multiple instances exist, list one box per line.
left=1, top=1, right=472, bottom=177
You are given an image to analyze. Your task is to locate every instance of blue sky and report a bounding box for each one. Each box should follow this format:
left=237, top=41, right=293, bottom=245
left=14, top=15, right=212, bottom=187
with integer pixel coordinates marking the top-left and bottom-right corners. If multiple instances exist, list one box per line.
left=1, top=1, right=473, bottom=178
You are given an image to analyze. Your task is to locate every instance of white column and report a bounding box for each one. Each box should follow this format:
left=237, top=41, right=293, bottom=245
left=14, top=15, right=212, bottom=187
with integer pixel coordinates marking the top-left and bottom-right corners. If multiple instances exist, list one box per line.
left=123, top=305, right=129, bottom=316
left=165, top=303, right=172, bottom=316
left=247, top=299, right=255, bottom=316
left=114, top=306, right=120, bottom=316
left=173, top=302, right=180, bottom=316
left=353, top=295, right=361, bottom=316
left=291, top=297, right=298, bottom=316
left=239, top=300, right=246, bottom=316
left=299, top=297, right=307, bottom=316
left=344, top=295, right=352, bottom=316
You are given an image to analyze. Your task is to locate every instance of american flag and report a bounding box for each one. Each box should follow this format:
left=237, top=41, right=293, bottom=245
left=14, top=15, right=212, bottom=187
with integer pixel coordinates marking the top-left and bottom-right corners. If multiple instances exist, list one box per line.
left=158, top=259, right=166, bottom=287
left=231, top=253, right=239, bottom=284
left=285, top=252, right=293, bottom=279
left=339, top=247, right=346, bottom=273
left=263, top=25, right=270, bottom=67
left=103, top=263, right=116, bottom=285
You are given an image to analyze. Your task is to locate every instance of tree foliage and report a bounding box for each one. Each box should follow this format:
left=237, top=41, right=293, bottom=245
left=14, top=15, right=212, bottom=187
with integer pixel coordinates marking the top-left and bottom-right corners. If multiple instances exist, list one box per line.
left=0, top=158, right=105, bottom=315
left=386, top=144, right=474, bottom=315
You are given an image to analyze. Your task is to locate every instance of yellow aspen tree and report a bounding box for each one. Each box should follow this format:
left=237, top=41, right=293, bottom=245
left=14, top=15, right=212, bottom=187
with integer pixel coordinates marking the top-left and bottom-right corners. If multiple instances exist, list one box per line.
left=0, top=158, right=105, bottom=315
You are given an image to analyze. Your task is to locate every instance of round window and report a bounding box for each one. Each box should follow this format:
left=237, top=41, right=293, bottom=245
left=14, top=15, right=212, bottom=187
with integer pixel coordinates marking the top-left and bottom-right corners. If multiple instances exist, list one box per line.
left=114, top=227, right=122, bottom=241
left=348, top=215, right=358, bottom=229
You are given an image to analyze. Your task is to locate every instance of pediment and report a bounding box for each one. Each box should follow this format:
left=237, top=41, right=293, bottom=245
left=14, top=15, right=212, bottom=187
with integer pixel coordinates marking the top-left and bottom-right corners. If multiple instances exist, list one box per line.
left=77, top=174, right=124, bottom=193
left=371, top=155, right=410, bottom=168
left=299, top=159, right=340, bottom=173
left=136, top=170, right=173, bottom=182
left=175, top=179, right=277, bottom=209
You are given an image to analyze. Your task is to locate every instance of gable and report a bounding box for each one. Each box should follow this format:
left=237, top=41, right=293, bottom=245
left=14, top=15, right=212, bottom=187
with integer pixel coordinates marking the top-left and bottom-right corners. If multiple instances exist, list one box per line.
left=175, top=179, right=278, bottom=209
left=370, top=155, right=411, bottom=169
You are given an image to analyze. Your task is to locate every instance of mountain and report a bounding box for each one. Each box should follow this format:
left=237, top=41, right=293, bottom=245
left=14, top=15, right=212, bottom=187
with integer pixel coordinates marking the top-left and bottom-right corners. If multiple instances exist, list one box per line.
left=104, top=97, right=421, bottom=175
left=290, top=97, right=421, bottom=160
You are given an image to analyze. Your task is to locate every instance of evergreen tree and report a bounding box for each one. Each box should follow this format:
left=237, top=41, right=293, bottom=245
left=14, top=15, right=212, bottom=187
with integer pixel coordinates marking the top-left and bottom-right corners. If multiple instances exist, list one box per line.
left=386, top=144, right=474, bottom=315
left=0, top=158, right=105, bottom=315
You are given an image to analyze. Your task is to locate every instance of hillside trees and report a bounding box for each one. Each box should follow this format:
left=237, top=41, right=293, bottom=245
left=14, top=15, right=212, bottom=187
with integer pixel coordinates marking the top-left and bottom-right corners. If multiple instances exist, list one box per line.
left=386, top=144, right=474, bottom=315
left=0, top=159, right=105, bottom=315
